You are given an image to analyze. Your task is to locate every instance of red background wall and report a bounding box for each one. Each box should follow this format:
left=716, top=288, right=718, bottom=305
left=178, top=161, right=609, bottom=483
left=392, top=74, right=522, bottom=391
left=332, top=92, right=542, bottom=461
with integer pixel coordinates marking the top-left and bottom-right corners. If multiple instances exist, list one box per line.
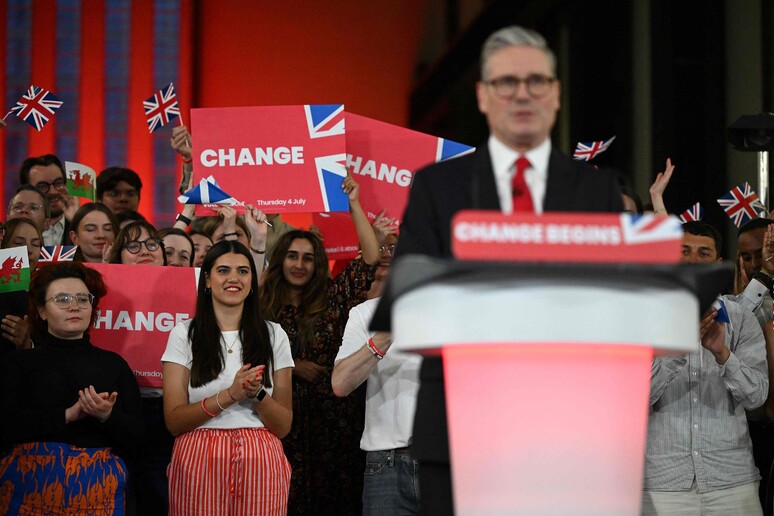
left=195, top=2, right=424, bottom=126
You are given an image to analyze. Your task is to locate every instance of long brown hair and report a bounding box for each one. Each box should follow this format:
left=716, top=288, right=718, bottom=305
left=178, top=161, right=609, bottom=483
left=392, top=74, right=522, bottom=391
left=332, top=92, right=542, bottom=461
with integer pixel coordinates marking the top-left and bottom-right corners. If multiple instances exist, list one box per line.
left=189, top=241, right=273, bottom=387
left=259, top=230, right=329, bottom=353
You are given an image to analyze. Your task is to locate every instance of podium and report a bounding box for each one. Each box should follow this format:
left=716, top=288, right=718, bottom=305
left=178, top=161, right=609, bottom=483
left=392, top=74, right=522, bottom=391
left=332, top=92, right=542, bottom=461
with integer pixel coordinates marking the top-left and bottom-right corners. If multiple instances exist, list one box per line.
left=371, top=255, right=731, bottom=515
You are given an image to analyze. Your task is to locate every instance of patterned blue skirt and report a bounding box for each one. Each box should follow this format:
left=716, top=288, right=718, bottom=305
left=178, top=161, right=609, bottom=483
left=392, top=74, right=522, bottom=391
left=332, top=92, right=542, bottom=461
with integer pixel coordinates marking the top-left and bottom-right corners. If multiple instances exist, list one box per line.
left=0, top=441, right=126, bottom=515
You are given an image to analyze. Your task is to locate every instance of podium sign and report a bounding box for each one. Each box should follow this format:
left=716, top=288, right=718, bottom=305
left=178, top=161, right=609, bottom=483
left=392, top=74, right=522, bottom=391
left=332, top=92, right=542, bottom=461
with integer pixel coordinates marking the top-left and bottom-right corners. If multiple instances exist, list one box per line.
left=452, top=211, right=683, bottom=264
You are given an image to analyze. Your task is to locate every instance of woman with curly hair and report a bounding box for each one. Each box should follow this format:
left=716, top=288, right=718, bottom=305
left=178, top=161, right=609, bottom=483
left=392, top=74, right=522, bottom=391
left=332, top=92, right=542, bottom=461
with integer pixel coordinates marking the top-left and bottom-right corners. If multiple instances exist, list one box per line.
left=0, top=262, right=143, bottom=514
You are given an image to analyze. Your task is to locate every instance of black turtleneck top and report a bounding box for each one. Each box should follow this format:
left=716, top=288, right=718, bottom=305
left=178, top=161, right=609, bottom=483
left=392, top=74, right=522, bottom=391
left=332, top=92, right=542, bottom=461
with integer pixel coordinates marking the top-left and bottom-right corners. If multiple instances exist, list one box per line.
left=0, top=333, right=144, bottom=453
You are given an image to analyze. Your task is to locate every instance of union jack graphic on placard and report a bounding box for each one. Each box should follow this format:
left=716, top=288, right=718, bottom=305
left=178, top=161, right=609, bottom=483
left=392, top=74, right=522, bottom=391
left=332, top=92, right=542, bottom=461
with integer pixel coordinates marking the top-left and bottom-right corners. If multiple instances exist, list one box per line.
left=573, top=136, right=616, bottom=161
left=39, top=246, right=78, bottom=264
left=9, top=85, right=64, bottom=131
left=315, top=154, right=349, bottom=212
left=717, top=182, right=767, bottom=227
left=678, top=202, right=704, bottom=223
left=305, top=104, right=345, bottom=139
left=436, top=138, right=475, bottom=162
left=143, top=82, right=180, bottom=133
left=620, top=213, right=683, bottom=245
left=304, top=104, right=348, bottom=211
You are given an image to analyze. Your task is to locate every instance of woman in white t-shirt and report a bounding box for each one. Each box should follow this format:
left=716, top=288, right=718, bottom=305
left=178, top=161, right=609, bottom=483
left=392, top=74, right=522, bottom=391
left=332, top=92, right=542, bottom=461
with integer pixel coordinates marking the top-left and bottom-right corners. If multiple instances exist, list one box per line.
left=162, top=241, right=293, bottom=516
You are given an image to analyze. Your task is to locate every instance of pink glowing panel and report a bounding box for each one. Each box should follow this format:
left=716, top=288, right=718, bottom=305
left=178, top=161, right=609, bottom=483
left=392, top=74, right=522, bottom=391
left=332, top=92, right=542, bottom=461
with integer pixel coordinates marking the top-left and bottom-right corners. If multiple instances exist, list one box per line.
left=443, top=343, right=653, bottom=516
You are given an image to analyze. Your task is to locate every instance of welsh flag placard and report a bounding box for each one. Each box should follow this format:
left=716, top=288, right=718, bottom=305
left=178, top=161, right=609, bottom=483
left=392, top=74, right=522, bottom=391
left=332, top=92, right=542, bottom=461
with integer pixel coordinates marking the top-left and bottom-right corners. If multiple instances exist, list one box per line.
left=0, top=246, right=30, bottom=293
left=191, top=104, right=348, bottom=215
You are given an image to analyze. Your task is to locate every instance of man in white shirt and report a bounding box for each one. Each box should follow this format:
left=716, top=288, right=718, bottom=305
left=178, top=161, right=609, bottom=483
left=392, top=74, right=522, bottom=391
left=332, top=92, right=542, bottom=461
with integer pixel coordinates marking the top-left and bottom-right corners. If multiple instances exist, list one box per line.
left=333, top=300, right=422, bottom=515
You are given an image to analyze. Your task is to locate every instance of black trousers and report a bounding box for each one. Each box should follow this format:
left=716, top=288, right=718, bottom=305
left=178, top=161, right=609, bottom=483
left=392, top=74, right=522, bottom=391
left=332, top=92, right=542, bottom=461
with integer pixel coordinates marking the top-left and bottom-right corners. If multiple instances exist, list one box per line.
left=412, top=356, right=454, bottom=515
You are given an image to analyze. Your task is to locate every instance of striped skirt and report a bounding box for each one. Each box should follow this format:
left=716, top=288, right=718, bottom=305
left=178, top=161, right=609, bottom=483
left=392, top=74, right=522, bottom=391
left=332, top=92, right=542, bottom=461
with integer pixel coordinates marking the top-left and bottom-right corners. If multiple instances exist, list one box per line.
left=0, top=441, right=127, bottom=515
left=168, top=427, right=291, bottom=516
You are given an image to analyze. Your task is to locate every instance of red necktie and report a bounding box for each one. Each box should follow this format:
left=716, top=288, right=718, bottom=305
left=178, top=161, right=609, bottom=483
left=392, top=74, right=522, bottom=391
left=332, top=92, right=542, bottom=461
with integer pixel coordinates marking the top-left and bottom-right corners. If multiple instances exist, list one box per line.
left=511, top=156, right=534, bottom=212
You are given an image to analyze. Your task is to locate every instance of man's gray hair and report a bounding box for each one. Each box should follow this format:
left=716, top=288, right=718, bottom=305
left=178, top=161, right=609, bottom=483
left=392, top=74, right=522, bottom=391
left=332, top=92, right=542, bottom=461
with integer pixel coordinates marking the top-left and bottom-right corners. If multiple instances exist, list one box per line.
left=9, top=183, right=51, bottom=218
left=480, top=25, right=557, bottom=80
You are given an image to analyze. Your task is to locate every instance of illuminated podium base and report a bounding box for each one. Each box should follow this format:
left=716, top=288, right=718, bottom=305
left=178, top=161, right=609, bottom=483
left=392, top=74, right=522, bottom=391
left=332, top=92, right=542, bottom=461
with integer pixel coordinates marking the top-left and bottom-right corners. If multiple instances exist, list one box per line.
left=375, top=257, right=729, bottom=516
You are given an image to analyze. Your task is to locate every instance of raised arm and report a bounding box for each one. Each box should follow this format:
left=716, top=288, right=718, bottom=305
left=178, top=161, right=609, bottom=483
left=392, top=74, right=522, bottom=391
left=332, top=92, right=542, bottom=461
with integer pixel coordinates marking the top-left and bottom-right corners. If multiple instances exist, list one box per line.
left=243, top=204, right=269, bottom=276
left=649, top=158, right=675, bottom=215
left=343, top=172, right=380, bottom=265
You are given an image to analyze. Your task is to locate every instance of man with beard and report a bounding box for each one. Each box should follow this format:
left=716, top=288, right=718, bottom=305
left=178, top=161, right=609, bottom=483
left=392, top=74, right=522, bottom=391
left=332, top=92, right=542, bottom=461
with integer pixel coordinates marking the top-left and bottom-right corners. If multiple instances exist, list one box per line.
left=18, top=154, right=76, bottom=246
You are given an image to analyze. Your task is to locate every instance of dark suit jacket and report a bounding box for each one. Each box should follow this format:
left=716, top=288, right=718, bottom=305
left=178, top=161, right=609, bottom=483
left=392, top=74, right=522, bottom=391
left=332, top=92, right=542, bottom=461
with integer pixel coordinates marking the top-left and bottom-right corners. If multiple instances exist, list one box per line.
left=396, top=145, right=624, bottom=259
left=394, top=143, right=624, bottom=464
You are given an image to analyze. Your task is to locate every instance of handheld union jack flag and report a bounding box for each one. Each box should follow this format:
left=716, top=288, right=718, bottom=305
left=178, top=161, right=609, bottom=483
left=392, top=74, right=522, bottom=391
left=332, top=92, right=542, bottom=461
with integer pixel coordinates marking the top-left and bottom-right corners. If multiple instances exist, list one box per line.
left=38, top=246, right=78, bottom=265
left=143, top=82, right=180, bottom=133
left=717, top=182, right=767, bottom=227
left=678, top=202, right=704, bottom=223
left=6, top=85, right=64, bottom=131
left=573, top=136, right=616, bottom=161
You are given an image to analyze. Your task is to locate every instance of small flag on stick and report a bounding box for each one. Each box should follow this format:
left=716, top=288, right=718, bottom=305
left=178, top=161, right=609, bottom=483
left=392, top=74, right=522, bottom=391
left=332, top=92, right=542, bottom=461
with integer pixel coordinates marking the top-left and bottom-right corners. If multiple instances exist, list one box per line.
left=4, top=85, right=63, bottom=131
left=143, top=82, right=180, bottom=133
left=65, top=161, right=97, bottom=201
left=717, top=182, right=767, bottom=227
left=178, top=176, right=240, bottom=206
left=573, top=136, right=616, bottom=161
left=38, top=246, right=78, bottom=265
left=678, top=202, right=704, bottom=223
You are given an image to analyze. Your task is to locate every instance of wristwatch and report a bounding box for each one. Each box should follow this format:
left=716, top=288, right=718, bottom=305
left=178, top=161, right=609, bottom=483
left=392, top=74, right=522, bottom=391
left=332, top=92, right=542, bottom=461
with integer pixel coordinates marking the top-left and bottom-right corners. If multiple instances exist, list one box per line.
left=251, top=388, right=267, bottom=402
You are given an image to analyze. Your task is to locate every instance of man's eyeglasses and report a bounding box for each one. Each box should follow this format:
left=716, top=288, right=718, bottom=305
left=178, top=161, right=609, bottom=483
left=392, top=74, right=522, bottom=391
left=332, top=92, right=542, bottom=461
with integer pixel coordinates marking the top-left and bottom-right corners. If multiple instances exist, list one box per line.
left=483, top=74, right=556, bottom=99
left=379, top=244, right=396, bottom=257
left=33, top=178, right=67, bottom=193
left=123, top=238, right=162, bottom=254
left=10, top=202, right=43, bottom=214
left=46, top=292, right=95, bottom=309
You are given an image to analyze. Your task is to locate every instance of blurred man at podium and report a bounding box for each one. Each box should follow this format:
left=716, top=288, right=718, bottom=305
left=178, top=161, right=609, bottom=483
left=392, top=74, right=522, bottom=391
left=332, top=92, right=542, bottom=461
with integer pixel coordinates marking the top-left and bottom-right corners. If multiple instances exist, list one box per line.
left=642, top=221, right=767, bottom=515
left=394, top=25, right=623, bottom=514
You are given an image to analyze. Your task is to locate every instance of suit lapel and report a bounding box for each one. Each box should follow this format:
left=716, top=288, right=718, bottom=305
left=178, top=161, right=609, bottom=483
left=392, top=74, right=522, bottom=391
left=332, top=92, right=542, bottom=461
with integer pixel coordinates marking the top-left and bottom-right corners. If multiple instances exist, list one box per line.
left=472, top=146, right=501, bottom=210
left=543, top=150, right=575, bottom=211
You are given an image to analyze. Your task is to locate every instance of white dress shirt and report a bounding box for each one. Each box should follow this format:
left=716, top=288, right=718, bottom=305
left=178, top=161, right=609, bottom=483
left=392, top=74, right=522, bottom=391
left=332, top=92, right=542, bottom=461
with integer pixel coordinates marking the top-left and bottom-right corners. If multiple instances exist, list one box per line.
left=488, top=135, right=551, bottom=214
left=43, top=216, right=65, bottom=246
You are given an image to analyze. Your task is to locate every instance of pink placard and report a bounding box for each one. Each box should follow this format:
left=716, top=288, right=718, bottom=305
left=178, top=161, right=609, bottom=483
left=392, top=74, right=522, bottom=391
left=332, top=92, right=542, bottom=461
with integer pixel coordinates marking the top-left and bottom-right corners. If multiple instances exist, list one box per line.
left=191, top=104, right=348, bottom=215
left=86, top=263, right=198, bottom=388
left=346, top=112, right=473, bottom=225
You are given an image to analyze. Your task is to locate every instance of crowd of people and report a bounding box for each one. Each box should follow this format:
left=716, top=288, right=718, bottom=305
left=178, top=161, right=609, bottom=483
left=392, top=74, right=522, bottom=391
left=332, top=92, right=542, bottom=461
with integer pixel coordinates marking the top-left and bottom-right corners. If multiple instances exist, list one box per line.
left=0, top=22, right=772, bottom=516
